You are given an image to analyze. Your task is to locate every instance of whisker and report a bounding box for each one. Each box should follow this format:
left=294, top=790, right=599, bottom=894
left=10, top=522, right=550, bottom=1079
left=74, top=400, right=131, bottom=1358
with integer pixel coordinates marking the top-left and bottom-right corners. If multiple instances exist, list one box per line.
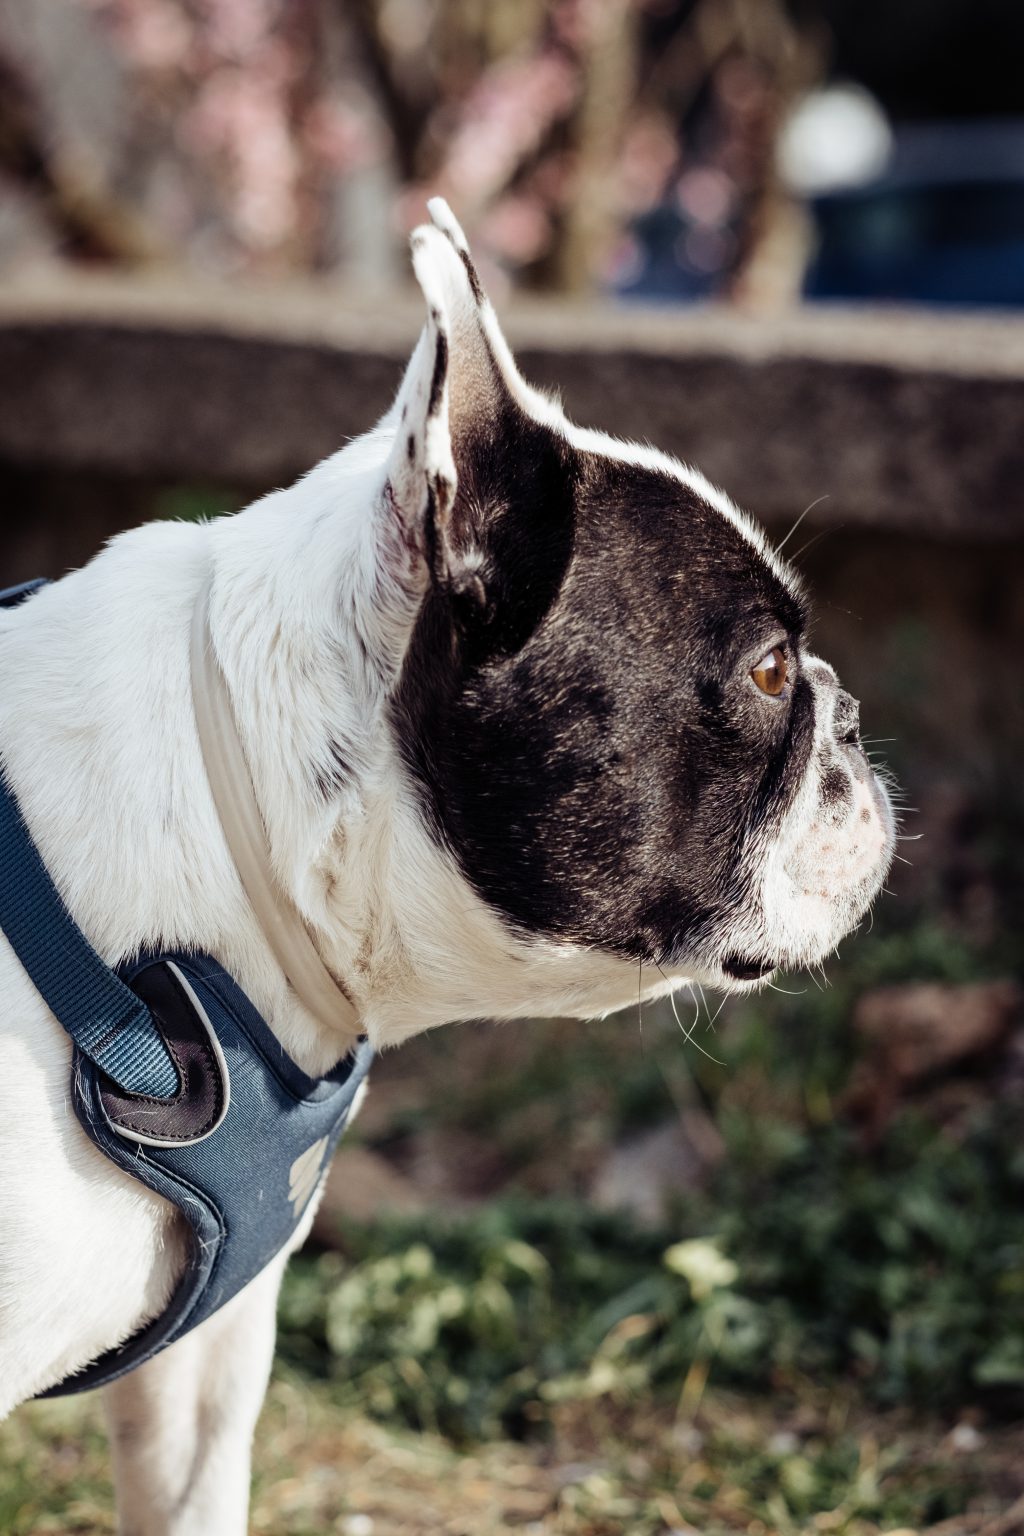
left=637, top=958, right=644, bottom=1053
left=767, top=981, right=807, bottom=996
left=696, top=981, right=723, bottom=1033
left=707, top=994, right=728, bottom=1032
left=657, top=966, right=727, bottom=1066
left=774, top=495, right=829, bottom=555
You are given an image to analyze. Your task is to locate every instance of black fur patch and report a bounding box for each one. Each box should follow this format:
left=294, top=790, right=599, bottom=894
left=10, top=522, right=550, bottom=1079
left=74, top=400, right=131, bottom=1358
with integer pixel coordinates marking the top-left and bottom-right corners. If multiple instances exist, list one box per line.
left=427, top=330, right=448, bottom=419
left=314, top=736, right=354, bottom=800
left=819, top=763, right=852, bottom=810
left=456, top=245, right=485, bottom=305
left=392, top=420, right=813, bottom=970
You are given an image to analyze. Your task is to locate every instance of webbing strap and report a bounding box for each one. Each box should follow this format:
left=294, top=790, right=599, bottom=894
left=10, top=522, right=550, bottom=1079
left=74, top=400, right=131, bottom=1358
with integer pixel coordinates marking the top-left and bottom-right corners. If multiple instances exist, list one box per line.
left=190, top=577, right=363, bottom=1048
left=0, top=775, right=179, bottom=1097
left=0, top=581, right=179, bottom=1099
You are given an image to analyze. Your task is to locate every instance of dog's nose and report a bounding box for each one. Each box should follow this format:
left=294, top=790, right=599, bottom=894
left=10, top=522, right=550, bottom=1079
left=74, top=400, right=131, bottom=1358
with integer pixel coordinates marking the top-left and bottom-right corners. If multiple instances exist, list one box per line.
left=834, top=688, right=861, bottom=746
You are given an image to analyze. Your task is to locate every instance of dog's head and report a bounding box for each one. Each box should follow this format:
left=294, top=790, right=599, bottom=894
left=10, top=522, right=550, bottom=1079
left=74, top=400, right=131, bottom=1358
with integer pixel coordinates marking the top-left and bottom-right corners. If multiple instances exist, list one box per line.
left=245, top=201, right=890, bottom=1032
left=265, top=201, right=895, bottom=1030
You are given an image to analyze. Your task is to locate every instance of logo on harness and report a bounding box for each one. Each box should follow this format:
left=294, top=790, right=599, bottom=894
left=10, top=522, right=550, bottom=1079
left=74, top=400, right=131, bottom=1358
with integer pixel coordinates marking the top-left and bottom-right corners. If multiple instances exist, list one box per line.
left=288, top=1136, right=330, bottom=1216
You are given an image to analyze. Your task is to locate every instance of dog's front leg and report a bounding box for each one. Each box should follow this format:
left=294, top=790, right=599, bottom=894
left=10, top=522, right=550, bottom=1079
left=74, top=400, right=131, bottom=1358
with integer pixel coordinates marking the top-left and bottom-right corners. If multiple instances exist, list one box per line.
left=104, top=1253, right=286, bottom=1536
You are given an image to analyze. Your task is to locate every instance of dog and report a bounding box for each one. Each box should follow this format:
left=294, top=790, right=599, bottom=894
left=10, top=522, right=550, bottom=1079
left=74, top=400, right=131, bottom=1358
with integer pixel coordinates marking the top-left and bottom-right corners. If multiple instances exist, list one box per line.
left=0, top=200, right=894, bottom=1534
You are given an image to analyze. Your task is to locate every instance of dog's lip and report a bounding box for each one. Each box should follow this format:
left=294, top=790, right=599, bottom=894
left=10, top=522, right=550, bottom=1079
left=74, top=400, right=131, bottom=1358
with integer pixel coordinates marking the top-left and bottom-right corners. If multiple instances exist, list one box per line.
left=721, top=953, right=776, bottom=982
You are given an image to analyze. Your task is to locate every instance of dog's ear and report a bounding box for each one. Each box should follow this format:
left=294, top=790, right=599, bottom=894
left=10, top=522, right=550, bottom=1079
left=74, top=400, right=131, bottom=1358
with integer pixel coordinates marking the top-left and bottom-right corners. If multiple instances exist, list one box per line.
left=380, top=200, right=574, bottom=661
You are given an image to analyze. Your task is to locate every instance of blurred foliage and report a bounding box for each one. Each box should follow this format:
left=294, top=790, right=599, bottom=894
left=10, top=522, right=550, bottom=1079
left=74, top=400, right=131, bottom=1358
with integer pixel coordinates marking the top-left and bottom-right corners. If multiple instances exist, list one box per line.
left=279, top=1098, right=1024, bottom=1444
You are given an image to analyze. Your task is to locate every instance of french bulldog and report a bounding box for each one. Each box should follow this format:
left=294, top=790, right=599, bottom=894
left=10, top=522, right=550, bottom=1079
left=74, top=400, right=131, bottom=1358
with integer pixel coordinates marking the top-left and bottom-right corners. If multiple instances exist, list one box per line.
left=0, top=201, right=894, bottom=1534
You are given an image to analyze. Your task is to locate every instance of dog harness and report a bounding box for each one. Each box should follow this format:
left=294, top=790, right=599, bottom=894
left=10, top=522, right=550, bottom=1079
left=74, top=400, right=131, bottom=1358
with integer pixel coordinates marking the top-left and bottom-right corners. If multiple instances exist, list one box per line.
left=0, top=578, right=373, bottom=1395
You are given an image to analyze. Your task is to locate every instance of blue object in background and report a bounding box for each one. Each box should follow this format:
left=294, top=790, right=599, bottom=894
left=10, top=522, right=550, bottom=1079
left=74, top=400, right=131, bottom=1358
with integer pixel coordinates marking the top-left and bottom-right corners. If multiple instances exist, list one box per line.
left=805, top=119, right=1024, bottom=307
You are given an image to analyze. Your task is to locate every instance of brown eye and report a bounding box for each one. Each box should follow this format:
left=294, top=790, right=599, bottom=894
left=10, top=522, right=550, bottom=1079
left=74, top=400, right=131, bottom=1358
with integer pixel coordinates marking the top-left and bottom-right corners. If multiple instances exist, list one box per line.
left=752, top=645, right=788, bottom=697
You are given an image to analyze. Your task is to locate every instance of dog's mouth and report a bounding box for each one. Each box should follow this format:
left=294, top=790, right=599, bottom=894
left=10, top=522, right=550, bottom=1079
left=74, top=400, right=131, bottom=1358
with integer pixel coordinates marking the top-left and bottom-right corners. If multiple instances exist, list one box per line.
left=721, top=953, right=776, bottom=983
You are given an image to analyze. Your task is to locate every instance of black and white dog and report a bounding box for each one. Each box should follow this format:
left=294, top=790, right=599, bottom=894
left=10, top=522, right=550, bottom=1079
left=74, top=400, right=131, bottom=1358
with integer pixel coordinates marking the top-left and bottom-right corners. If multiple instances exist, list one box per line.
left=0, top=201, right=893, bottom=1533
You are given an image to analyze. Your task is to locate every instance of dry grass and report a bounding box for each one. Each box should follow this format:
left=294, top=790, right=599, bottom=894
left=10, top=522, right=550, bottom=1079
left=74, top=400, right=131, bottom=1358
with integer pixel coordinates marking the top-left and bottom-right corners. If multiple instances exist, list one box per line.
left=4, top=1371, right=1023, bottom=1536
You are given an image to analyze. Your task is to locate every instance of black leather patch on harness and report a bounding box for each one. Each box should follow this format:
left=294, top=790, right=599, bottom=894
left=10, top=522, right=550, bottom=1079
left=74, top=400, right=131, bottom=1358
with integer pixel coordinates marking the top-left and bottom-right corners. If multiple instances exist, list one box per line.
left=99, top=961, right=227, bottom=1142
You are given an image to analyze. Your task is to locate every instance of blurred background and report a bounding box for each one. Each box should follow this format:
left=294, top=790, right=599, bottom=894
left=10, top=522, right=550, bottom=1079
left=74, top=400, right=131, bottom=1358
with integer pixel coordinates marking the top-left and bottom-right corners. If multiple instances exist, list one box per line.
left=3, top=0, right=1024, bottom=301
left=1, top=3, right=1023, bottom=1534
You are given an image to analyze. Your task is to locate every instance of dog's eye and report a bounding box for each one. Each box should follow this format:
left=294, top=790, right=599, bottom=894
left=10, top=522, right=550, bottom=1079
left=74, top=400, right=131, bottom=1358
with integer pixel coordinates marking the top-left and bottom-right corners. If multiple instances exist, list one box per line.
left=751, top=645, right=788, bottom=697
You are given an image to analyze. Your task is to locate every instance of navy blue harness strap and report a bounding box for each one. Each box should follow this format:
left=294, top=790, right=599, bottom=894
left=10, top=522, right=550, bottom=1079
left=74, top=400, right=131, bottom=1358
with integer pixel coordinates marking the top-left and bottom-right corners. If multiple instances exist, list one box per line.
left=0, top=775, right=179, bottom=1097
left=0, top=580, right=177, bottom=1097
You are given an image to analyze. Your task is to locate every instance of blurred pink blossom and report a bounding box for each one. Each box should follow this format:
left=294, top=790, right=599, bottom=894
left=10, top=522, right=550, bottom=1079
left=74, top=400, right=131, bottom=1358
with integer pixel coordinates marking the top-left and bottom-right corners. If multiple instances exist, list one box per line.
left=194, top=0, right=281, bottom=65
left=480, top=193, right=551, bottom=264
left=676, top=166, right=734, bottom=226
left=76, top=0, right=192, bottom=72
left=180, top=59, right=298, bottom=248
left=302, top=97, right=389, bottom=174
left=442, top=51, right=579, bottom=208
left=677, top=223, right=735, bottom=274
left=551, top=0, right=625, bottom=52
left=618, top=112, right=679, bottom=214
left=603, top=229, right=645, bottom=285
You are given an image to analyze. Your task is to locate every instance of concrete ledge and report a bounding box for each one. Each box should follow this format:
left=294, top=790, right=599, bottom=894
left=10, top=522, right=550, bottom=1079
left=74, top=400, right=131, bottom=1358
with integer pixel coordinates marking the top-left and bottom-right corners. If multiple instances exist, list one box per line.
left=1, top=269, right=1022, bottom=539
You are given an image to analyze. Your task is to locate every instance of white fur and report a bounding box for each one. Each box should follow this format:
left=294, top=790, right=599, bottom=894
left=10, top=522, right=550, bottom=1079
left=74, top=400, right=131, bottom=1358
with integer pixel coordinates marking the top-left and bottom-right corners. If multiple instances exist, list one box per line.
left=0, top=201, right=891, bottom=1531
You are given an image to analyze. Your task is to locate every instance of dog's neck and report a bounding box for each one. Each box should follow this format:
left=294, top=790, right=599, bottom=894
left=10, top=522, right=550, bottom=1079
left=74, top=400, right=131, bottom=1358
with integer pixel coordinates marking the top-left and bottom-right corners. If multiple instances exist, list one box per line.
left=190, top=572, right=364, bottom=1052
